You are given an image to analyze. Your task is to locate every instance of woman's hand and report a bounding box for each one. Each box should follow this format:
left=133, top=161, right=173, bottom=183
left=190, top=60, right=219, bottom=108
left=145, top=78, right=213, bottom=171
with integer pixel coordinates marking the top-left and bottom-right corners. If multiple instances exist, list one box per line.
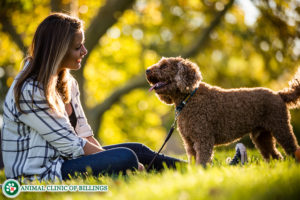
left=85, top=136, right=102, bottom=147
left=138, top=162, right=145, bottom=171
left=83, top=140, right=105, bottom=155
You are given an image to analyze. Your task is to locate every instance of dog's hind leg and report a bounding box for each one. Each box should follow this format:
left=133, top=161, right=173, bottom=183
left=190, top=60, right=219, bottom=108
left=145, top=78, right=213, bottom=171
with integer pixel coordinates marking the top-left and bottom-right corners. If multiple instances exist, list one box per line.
left=250, top=128, right=283, bottom=161
left=268, top=121, right=298, bottom=157
left=264, top=107, right=299, bottom=157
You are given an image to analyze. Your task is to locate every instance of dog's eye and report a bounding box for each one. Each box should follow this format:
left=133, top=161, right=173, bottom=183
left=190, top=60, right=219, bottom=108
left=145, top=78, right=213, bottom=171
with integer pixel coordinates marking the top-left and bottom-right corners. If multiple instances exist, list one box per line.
left=160, top=64, right=167, bottom=69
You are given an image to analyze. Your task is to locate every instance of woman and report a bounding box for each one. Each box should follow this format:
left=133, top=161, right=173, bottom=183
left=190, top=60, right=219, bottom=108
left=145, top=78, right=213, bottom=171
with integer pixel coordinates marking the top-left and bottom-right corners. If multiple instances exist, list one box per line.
left=1, top=13, right=185, bottom=182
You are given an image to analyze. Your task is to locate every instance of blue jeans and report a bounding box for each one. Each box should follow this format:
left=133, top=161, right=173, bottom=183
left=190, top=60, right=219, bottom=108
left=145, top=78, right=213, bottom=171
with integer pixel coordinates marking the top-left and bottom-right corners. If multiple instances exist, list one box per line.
left=61, top=143, right=186, bottom=180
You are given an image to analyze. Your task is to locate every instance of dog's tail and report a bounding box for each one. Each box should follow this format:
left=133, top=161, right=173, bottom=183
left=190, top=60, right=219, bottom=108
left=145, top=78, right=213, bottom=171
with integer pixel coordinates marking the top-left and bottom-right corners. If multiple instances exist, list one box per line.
left=278, top=68, right=300, bottom=108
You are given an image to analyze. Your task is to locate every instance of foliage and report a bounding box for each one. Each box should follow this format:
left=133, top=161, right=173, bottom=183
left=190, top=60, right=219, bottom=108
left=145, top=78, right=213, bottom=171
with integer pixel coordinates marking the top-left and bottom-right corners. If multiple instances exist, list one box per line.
left=1, top=149, right=300, bottom=199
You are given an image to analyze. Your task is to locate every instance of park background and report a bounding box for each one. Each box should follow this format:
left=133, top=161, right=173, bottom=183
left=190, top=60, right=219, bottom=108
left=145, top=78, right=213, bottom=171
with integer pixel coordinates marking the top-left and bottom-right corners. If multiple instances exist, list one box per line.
left=0, top=0, right=300, bottom=169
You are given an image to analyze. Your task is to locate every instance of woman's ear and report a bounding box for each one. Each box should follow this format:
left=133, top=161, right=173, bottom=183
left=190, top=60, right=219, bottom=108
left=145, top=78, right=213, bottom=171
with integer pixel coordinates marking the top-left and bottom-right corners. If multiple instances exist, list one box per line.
left=175, top=61, right=202, bottom=93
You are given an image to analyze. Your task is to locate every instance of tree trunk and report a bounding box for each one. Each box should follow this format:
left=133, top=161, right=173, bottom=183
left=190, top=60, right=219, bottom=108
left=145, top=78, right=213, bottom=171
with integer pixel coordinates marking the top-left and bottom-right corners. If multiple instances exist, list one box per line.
left=51, top=0, right=78, bottom=16
left=0, top=14, right=27, bottom=55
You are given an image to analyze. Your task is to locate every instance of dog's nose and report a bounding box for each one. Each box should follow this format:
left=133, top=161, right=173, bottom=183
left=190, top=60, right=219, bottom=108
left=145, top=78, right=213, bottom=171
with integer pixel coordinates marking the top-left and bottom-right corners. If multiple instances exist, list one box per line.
left=146, top=69, right=151, bottom=74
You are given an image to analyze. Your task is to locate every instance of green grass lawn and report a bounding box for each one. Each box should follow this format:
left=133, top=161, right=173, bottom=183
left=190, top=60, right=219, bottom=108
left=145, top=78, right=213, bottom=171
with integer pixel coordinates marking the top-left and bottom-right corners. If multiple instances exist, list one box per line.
left=1, top=148, right=300, bottom=200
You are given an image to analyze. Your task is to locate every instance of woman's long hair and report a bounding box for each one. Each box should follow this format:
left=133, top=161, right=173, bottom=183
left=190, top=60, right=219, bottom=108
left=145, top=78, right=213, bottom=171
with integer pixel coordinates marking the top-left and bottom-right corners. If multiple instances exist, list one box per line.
left=14, top=13, right=83, bottom=114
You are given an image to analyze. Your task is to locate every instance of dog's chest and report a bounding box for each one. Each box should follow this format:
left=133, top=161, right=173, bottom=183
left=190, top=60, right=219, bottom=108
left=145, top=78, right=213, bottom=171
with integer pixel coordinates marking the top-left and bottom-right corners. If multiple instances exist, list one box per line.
left=177, top=121, right=187, bottom=136
left=176, top=117, right=195, bottom=137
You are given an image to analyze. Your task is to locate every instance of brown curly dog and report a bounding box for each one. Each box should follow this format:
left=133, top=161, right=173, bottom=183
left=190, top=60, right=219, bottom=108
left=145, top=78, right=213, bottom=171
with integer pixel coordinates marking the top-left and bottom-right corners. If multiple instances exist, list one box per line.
left=146, top=57, right=300, bottom=166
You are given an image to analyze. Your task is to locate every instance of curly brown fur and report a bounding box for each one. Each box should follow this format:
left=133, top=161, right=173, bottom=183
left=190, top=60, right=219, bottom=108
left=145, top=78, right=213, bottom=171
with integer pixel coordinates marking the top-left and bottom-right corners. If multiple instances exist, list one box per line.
left=146, top=57, right=300, bottom=166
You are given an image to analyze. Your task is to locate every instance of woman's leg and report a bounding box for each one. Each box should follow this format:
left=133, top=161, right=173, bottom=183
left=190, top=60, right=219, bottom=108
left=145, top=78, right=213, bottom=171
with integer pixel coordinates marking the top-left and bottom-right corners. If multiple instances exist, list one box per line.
left=61, top=147, right=139, bottom=180
left=103, top=143, right=187, bottom=171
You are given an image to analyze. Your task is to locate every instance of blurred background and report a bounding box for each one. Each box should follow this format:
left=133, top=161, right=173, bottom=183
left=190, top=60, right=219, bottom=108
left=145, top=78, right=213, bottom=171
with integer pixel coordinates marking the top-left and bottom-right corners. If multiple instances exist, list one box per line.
left=0, top=0, right=300, bottom=168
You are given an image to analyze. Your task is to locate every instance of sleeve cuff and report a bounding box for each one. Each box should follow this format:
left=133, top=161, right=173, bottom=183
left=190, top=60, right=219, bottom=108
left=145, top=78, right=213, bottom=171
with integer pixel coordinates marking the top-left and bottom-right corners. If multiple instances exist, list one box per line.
left=75, top=123, right=94, bottom=138
left=71, top=137, right=87, bottom=159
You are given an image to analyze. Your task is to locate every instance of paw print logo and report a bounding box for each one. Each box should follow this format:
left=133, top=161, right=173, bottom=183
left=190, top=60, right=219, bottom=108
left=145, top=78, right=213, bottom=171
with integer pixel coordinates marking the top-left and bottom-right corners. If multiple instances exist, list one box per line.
left=2, top=179, right=21, bottom=198
left=6, top=183, right=16, bottom=193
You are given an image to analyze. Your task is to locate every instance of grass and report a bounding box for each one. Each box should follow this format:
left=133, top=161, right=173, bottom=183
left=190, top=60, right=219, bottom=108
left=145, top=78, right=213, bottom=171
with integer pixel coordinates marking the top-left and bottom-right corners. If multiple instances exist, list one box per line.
left=1, top=148, right=300, bottom=200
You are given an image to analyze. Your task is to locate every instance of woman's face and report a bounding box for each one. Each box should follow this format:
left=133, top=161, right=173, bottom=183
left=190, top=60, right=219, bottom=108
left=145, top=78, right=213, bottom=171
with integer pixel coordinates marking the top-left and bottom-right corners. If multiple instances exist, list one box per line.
left=60, top=29, right=87, bottom=71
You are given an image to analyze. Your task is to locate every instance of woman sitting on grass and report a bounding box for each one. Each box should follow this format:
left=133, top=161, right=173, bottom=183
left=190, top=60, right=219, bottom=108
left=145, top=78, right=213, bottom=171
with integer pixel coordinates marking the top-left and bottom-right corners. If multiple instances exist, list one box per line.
left=1, top=13, right=185, bottom=182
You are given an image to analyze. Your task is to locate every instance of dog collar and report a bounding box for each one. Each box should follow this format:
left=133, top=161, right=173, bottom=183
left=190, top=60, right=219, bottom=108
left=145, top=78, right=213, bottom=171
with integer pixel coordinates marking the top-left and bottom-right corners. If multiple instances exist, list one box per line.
left=175, top=87, right=198, bottom=118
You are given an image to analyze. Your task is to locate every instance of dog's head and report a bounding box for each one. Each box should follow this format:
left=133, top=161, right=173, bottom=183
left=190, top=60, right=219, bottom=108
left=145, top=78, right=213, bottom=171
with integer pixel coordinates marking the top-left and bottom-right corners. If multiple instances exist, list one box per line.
left=146, top=57, right=202, bottom=104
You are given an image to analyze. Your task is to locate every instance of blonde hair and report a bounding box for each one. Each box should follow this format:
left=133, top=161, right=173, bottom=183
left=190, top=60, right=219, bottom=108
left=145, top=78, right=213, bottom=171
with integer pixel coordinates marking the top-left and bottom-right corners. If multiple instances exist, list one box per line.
left=14, top=13, right=83, bottom=114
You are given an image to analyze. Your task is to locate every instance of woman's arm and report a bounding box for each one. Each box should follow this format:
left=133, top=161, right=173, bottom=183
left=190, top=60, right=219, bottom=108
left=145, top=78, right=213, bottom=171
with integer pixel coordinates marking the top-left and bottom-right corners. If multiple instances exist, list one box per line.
left=83, top=140, right=105, bottom=155
left=85, top=136, right=102, bottom=147
left=70, top=79, right=94, bottom=138
left=82, top=136, right=105, bottom=155
left=19, top=88, right=86, bottom=159
left=83, top=136, right=105, bottom=155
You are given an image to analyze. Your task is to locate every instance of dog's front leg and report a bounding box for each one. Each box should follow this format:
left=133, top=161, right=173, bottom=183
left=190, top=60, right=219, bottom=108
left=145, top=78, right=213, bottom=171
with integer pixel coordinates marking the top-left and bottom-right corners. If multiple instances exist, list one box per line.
left=182, top=135, right=196, bottom=163
left=193, top=137, right=214, bottom=167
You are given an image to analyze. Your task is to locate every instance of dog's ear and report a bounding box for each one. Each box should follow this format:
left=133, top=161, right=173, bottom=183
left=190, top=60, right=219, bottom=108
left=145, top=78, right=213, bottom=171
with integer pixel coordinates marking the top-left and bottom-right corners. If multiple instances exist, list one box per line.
left=175, top=60, right=202, bottom=93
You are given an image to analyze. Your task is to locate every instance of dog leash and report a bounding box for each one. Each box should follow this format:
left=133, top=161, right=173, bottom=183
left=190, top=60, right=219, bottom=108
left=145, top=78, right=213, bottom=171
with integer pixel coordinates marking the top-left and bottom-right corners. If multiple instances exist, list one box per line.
left=146, top=87, right=198, bottom=171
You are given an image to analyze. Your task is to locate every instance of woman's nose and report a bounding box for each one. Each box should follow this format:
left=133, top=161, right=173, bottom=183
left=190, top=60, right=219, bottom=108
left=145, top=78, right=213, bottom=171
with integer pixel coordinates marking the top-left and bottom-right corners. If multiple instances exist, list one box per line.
left=81, top=45, right=88, bottom=56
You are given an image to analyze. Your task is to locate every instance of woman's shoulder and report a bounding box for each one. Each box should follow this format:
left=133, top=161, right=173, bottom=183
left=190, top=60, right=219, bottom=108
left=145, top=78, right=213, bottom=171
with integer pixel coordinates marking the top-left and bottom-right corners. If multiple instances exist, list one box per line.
left=21, top=77, right=43, bottom=92
left=14, top=77, right=46, bottom=102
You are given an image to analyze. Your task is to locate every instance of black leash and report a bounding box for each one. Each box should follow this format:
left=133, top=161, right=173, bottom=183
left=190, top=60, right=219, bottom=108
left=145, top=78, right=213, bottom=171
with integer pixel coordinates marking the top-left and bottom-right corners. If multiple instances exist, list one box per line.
left=146, top=87, right=198, bottom=171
